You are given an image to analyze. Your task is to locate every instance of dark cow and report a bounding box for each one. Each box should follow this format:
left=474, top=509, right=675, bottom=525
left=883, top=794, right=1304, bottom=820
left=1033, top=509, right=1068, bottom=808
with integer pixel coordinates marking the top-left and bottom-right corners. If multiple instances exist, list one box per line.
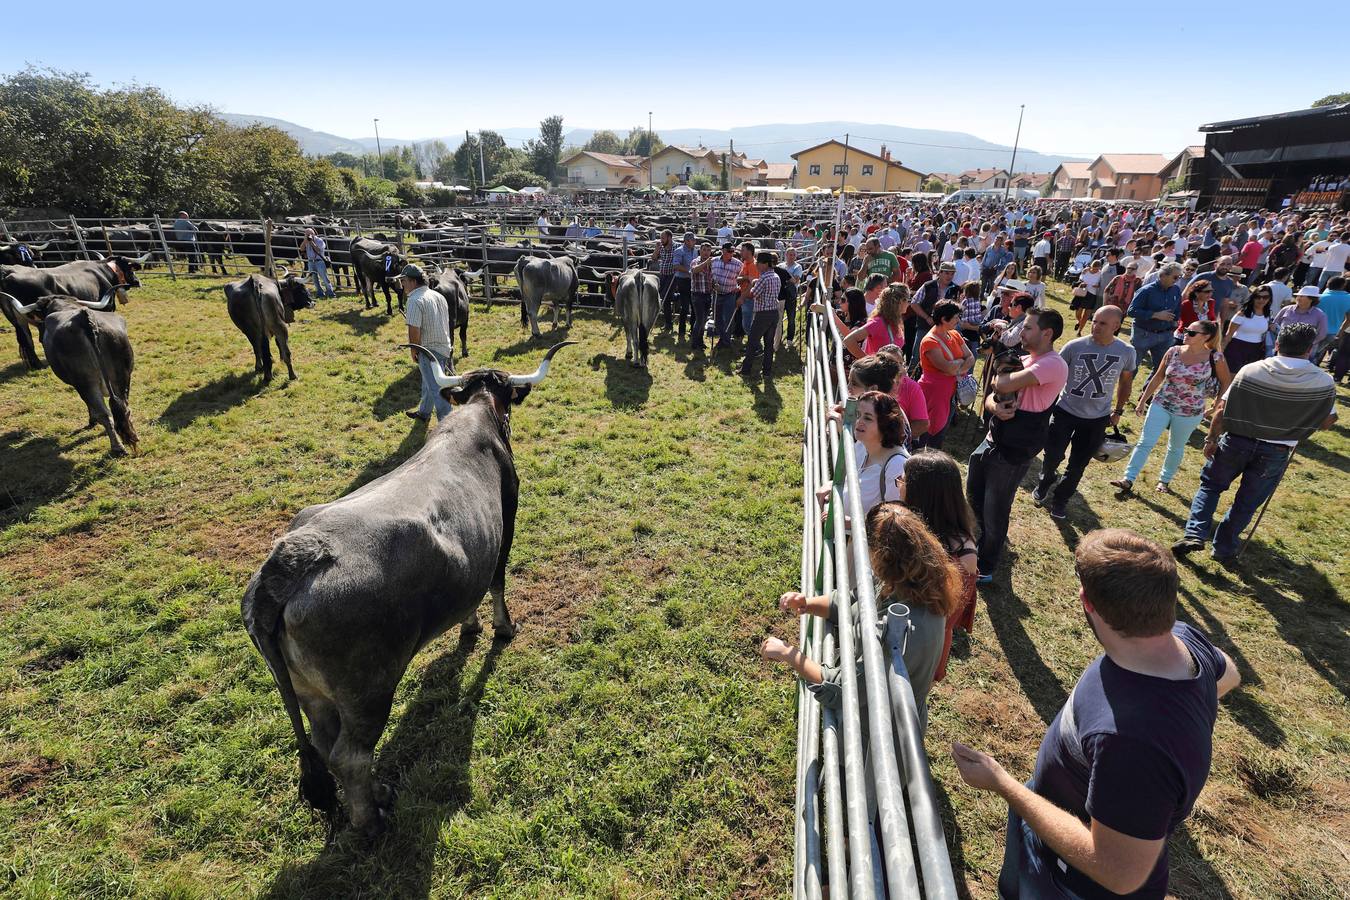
left=240, top=342, right=575, bottom=838
left=0, top=254, right=149, bottom=369
left=0, top=242, right=48, bottom=266
left=2, top=287, right=137, bottom=456
left=350, top=238, right=406, bottom=314
left=513, top=255, right=578, bottom=337
left=195, top=222, right=234, bottom=275
left=613, top=270, right=659, bottom=368
left=426, top=266, right=471, bottom=361
left=223, top=269, right=315, bottom=383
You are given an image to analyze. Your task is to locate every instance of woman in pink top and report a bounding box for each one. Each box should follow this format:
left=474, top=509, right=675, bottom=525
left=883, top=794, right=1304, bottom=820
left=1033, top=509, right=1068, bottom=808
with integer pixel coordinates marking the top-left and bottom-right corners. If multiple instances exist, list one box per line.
left=843, top=284, right=909, bottom=359
left=875, top=344, right=930, bottom=445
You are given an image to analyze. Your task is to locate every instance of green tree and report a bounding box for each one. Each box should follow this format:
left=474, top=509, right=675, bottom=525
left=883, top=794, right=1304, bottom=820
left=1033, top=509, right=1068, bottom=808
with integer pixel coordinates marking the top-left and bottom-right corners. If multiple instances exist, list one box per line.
left=495, top=169, right=548, bottom=190
left=921, top=176, right=946, bottom=192
left=528, top=115, right=564, bottom=184
left=583, top=130, right=622, bottom=154
left=719, top=153, right=729, bottom=191
left=1312, top=92, right=1350, bottom=107
left=621, top=127, right=664, bottom=158
left=688, top=173, right=715, bottom=191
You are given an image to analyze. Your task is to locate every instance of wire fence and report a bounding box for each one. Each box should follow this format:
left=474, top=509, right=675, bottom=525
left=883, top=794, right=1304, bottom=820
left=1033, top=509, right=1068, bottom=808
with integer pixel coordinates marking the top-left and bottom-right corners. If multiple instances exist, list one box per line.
left=794, top=269, right=957, bottom=899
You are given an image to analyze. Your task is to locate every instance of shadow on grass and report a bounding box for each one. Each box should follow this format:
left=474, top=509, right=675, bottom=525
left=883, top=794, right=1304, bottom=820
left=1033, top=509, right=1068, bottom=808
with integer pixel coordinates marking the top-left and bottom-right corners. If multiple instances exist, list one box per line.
left=491, top=325, right=572, bottom=363
left=1190, top=542, right=1350, bottom=703
left=1176, top=584, right=1286, bottom=749
left=1291, top=429, right=1347, bottom=476
left=1168, top=825, right=1237, bottom=899
left=588, top=352, right=652, bottom=409
left=157, top=371, right=262, bottom=432
left=750, top=377, right=782, bottom=423
left=261, top=632, right=501, bottom=900
left=343, top=422, right=427, bottom=495
left=324, top=305, right=385, bottom=337
left=373, top=368, right=421, bottom=421
left=0, top=429, right=78, bottom=527
left=0, top=360, right=38, bottom=384
left=979, top=582, right=1069, bottom=725
left=932, top=779, right=974, bottom=899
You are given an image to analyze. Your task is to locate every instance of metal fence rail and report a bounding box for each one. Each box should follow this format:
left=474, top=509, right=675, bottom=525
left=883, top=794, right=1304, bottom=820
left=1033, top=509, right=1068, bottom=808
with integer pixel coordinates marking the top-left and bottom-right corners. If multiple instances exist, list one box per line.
left=794, top=269, right=958, bottom=899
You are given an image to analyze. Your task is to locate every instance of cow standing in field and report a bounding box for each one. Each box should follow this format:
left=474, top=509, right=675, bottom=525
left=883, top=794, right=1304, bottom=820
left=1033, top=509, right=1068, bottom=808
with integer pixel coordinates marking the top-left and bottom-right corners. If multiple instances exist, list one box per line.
left=427, top=266, right=471, bottom=360
left=613, top=269, right=659, bottom=368
left=1, top=287, right=138, bottom=456
left=514, top=255, right=578, bottom=337
left=0, top=254, right=149, bottom=369
left=241, top=342, right=575, bottom=838
left=223, top=270, right=315, bottom=383
left=351, top=238, right=406, bottom=314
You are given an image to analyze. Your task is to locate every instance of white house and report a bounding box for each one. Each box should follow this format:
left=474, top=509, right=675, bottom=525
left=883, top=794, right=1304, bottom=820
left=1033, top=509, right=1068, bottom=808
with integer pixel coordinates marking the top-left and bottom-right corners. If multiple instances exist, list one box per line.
left=558, top=150, right=647, bottom=189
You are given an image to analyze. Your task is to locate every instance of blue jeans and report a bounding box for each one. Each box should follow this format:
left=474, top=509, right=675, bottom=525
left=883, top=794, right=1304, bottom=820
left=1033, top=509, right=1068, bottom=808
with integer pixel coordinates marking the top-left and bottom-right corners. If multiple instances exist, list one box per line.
left=690, top=291, right=711, bottom=349
left=1123, top=402, right=1204, bottom=484
left=714, top=292, right=738, bottom=343
left=415, top=349, right=453, bottom=421
left=1131, top=326, right=1174, bottom=374
left=741, top=297, right=755, bottom=335
left=308, top=257, right=334, bottom=297
left=1184, top=433, right=1292, bottom=558
left=999, top=807, right=1089, bottom=899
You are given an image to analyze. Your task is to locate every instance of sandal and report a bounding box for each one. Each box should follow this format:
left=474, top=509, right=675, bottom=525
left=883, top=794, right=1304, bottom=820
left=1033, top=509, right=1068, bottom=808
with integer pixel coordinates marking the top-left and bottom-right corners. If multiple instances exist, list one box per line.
left=1155, top=482, right=1172, bottom=494
left=1110, top=478, right=1134, bottom=494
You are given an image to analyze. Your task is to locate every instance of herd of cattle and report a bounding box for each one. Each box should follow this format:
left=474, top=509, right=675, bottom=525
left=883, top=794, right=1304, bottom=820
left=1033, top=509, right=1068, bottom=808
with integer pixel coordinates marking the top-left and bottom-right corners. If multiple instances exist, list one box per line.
left=3, top=206, right=824, bottom=837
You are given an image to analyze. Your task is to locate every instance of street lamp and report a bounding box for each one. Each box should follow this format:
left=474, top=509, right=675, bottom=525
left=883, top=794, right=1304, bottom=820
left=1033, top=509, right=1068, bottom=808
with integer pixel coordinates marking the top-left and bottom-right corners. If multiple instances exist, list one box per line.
left=1005, top=105, right=1025, bottom=202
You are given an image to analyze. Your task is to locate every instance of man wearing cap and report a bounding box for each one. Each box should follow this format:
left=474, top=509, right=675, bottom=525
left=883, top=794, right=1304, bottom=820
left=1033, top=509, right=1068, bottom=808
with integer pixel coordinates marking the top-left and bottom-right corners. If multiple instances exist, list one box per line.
left=172, top=211, right=200, bottom=274
left=710, top=242, right=743, bottom=351
left=400, top=264, right=453, bottom=423
left=670, top=231, right=698, bottom=343
left=911, top=262, right=960, bottom=360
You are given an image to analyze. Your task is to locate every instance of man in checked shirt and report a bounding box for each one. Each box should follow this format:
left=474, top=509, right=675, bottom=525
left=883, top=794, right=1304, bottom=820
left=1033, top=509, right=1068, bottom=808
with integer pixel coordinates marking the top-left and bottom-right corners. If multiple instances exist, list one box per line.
left=653, top=229, right=676, bottom=330
left=740, top=251, right=781, bottom=380
left=710, top=242, right=743, bottom=351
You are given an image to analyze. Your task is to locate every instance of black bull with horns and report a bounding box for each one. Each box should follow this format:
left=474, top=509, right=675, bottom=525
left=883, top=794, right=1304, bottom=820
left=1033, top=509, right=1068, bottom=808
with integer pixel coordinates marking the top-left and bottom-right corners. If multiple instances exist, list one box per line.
left=0, top=254, right=149, bottom=369
left=240, top=341, right=575, bottom=839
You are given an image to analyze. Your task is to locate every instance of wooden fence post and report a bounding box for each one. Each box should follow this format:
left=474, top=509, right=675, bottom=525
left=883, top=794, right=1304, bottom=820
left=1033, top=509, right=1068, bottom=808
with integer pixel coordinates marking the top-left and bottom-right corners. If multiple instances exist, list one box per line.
left=480, top=228, right=493, bottom=306
left=263, top=218, right=274, bottom=275
left=101, top=222, right=116, bottom=259
left=152, top=215, right=178, bottom=281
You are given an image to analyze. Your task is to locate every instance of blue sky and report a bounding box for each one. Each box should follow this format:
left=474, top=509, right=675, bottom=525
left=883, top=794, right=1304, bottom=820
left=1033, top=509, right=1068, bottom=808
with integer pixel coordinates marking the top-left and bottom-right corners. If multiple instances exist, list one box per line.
left=7, top=1, right=1341, bottom=157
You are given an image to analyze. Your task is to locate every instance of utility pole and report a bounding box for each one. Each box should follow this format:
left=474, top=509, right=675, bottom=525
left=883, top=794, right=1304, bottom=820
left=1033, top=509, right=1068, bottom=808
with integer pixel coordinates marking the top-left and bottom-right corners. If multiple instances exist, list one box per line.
left=478, top=131, right=487, bottom=186
left=373, top=118, right=382, bottom=178
left=647, top=111, right=653, bottom=190
left=1005, top=104, right=1025, bottom=201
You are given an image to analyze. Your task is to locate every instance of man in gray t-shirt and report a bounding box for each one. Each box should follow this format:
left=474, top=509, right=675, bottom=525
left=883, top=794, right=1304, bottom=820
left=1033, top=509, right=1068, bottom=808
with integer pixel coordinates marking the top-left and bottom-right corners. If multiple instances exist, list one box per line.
left=1034, top=306, right=1137, bottom=518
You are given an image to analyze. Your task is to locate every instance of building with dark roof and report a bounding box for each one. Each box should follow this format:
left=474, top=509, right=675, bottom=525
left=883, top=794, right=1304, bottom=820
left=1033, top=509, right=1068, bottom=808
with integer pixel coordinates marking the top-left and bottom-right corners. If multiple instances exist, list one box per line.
left=1192, top=103, right=1350, bottom=210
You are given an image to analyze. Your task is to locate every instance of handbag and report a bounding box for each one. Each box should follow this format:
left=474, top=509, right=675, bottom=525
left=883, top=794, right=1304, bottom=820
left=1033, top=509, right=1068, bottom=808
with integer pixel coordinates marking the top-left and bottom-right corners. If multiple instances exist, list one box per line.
left=1072, top=284, right=1088, bottom=298
left=936, top=331, right=979, bottom=407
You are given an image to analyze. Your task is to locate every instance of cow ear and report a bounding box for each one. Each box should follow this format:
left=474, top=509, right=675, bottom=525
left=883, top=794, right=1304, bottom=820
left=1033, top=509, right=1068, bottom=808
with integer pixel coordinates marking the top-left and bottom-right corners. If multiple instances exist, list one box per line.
left=511, top=385, right=532, bottom=405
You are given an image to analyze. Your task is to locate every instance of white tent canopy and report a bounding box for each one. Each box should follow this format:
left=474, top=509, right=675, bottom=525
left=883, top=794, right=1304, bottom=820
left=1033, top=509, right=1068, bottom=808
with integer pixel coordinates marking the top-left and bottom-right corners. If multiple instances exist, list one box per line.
left=518, top=186, right=546, bottom=195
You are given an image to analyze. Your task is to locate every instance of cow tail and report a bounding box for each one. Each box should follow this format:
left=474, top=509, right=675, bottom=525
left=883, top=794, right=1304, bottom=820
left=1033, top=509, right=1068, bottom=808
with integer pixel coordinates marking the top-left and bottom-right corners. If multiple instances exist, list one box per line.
left=250, top=276, right=274, bottom=373
left=514, top=257, right=528, bottom=327
left=82, top=312, right=138, bottom=448
left=241, top=540, right=338, bottom=817
left=639, top=323, right=649, bottom=360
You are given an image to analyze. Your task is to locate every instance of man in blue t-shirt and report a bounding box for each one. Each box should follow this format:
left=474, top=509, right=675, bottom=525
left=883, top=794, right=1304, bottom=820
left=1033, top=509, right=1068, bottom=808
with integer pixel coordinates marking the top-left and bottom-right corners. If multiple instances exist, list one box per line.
left=952, top=528, right=1240, bottom=899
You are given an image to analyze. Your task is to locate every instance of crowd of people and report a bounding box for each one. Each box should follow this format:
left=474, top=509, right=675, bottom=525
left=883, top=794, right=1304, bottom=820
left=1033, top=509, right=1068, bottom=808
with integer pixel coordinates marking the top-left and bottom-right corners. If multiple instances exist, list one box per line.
left=751, top=197, right=1342, bottom=898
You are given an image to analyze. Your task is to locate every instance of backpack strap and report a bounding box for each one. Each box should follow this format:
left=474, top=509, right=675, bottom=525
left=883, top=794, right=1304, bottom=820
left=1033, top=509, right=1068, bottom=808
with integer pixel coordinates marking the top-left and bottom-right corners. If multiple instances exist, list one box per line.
left=878, top=450, right=903, bottom=502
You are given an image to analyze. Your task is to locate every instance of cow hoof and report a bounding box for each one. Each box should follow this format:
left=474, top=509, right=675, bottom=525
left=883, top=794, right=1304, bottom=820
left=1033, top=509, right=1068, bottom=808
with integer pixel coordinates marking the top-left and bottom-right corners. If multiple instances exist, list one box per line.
left=461, top=619, right=483, bottom=637
left=109, top=446, right=128, bottom=458
left=493, top=622, right=518, bottom=642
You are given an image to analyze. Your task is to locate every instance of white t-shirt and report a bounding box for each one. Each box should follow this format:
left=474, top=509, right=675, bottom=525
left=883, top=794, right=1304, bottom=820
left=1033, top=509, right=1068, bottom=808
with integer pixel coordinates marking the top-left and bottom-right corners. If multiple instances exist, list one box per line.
left=1032, top=238, right=1051, bottom=259
left=846, top=443, right=906, bottom=518
left=717, top=225, right=733, bottom=244
left=1324, top=240, right=1350, bottom=274
left=1268, top=280, right=1292, bottom=314
left=940, top=241, right=957, bottom=262
left=1230, top=314, right=1269, bottom=343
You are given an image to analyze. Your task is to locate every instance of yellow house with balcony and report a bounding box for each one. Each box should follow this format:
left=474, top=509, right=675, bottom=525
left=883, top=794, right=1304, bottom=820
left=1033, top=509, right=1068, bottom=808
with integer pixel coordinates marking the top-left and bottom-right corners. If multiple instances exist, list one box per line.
left=791, top=140, right=924, bottom=192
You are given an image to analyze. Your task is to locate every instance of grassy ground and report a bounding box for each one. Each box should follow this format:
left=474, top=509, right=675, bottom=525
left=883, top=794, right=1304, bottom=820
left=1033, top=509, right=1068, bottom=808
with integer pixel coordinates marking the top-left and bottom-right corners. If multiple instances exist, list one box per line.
left=0, top=269, right=1346, bottom=898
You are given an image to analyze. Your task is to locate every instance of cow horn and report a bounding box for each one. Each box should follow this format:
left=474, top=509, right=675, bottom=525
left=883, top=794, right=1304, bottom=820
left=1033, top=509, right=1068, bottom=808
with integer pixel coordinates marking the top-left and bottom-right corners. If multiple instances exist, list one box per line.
left=130, top=251, right=154, bottom=264
left=274, top=264, right=290, bottom=280
left=400, top=343, right=465, bottom=389
left=1, top=291, right=38, bottom=316
left=76, top=285, right=121, bottom=310
left=508, top=341, right=576, bottom=386
left=30, top=241, right=50, bottom=252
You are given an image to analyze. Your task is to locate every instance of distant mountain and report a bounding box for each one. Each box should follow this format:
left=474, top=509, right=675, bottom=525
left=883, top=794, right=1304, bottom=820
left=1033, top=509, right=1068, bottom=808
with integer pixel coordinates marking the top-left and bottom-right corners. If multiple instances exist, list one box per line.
left=223, top=113, right=1089, bottom=174
left=218, top=113, right=368, bottom=156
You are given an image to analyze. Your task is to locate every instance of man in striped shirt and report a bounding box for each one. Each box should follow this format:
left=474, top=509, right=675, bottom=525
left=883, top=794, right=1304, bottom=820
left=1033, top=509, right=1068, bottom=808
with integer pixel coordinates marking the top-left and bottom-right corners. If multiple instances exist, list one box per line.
left=711, top=243, right=743, bottom=350
left=689, top=241, right=715, bottom=353
left=740, top=251, right=781, bottom=379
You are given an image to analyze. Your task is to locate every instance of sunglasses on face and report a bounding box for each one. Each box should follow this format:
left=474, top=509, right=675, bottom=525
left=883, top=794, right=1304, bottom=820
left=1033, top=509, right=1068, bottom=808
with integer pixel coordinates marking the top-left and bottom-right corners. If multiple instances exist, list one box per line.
left=1185, top=329, right=1207, bottom=336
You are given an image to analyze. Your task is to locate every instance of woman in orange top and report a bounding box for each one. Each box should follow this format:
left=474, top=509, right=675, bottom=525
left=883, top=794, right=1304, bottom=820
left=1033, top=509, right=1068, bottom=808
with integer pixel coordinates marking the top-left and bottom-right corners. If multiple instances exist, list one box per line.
left=915, top=300, right=974, bottom=449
